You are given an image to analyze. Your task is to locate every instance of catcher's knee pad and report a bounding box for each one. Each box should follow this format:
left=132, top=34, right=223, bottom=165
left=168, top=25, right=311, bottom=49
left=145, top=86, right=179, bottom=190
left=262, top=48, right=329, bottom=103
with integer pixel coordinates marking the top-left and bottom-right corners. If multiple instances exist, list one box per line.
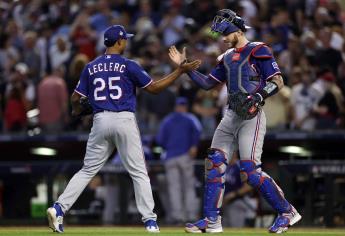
left=239, top=160, right=291, bottom=214
left=204, top=148, right=227, bottom=221
left=239, top=160, right=263, bottom=187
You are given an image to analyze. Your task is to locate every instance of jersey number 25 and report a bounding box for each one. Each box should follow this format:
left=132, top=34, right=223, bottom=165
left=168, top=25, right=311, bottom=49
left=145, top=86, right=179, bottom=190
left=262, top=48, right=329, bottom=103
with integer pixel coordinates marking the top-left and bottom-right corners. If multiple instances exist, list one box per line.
left=94, top=77, right=122, bottom=101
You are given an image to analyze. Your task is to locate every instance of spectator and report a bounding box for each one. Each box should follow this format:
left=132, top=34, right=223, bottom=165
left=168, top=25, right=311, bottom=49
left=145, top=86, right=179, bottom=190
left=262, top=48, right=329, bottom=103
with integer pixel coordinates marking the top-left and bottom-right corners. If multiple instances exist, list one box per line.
left=315, top=27, right=343, bottom=77
left=5, top=63, right=35, bottom=110
left=158, top=5, right=186, bottom=47
left=184, top=0, right=217, bottom=27
left=4, top=88, right=27, bottom=132
left=4, top=68, right=29, bottom=132
left=300, top=31, right=318, bottom=66
left=22, top=31, right=41, bottom=84
left=132, top=0, right=161, bottom=27
left=192, top=89, right=220, bottom=138
left=69, top=10, right=97, bottom=60
left=89, top=0, right=120, bottom=33
left=290, top=68, right=319, bottom=130
left=277, top=35, right=303, bottom=78
left=67, top=53, right=89, bottom=94
left=37, top=66, right=68, bottom=133
left=156, top=97, right=202, bottom=224
left=264, top=8, right=291, bottom=54
left=0, top=33, right=20, bottom=80
left=312, top=71, right=341, bottom=129
left=49, top=35, right=71, bottom=71
left=264, top=85, right=291, bottom=130
left=0, top=1, right=345, bottom=133
left=35, top=25, right=53, bottom=78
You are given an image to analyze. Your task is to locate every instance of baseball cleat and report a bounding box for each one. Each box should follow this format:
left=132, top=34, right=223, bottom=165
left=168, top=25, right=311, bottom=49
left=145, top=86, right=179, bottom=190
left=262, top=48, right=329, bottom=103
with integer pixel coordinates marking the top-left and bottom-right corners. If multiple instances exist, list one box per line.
left=144, top=219, right=160, bottom=233
left=47, top=203, right=64, bottom=233
left=269, top=206, right=302, bottom=234
left=185, top=216, right=223, bottom=233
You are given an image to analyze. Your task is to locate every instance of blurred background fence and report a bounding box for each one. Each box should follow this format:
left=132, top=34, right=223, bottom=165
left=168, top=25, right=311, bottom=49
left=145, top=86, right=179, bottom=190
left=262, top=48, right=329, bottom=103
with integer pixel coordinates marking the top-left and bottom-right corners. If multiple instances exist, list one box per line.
left=0, top=130, right=344, bottom=227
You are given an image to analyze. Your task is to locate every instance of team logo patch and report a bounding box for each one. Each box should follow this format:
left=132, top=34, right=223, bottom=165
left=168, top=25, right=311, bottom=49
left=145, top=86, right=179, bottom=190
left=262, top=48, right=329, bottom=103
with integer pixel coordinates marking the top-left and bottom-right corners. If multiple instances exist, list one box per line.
left=249, top=106, right=257, bottom=114
left=272, top=62, right=279, bottom=70
left=232, top=53, right=240, bottom=61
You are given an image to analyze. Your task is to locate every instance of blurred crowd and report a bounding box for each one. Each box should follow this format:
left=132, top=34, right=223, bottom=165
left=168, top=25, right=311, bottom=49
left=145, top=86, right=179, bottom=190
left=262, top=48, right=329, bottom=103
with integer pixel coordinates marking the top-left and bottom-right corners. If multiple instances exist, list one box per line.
left=1, top=0, right=345, bottom=136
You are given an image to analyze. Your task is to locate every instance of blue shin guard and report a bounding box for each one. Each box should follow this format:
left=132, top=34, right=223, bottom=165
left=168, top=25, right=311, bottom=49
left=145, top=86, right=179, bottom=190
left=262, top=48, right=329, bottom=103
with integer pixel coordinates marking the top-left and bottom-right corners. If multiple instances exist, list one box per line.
left=240, top=161, right=291, bottom=214
left=203, top=149, right=228, bottom=221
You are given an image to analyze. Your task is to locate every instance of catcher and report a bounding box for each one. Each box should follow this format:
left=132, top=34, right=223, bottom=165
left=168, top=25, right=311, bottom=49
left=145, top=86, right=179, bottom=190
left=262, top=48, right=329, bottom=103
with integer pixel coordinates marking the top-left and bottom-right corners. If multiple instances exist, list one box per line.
left=169, top=9, right=301, bottom=234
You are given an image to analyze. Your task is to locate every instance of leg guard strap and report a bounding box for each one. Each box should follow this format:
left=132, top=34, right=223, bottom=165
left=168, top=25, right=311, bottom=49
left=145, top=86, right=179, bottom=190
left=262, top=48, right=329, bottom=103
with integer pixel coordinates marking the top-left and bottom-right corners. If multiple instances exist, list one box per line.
left=240, top=160, right=291, bottom=214
left=204, top=148, right=227, bottom=221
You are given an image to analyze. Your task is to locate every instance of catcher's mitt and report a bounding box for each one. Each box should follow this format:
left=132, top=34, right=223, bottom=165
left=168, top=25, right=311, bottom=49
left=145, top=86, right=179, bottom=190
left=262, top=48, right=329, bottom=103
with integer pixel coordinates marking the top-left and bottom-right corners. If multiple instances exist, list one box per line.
left=79, top=97, right=93, bottom=116
left=228, top=92, right=264, bottom=120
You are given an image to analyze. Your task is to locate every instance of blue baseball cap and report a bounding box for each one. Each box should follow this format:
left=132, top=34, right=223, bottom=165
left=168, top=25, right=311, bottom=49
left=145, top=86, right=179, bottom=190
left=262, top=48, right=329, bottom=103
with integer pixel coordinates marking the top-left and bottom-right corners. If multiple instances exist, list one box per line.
left=103, top=25, right=134, bottom=47
left=175, top=97, right=189, bottom=106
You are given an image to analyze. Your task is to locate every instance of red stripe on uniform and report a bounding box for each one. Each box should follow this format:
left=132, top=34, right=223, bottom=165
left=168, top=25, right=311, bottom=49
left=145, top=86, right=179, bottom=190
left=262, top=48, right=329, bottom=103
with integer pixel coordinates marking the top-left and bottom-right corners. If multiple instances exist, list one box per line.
left=209, top=74, right=222, bottom=83
left=250, top=111, right=261, bottom=160
left=133, top=116, right=148, bottom=171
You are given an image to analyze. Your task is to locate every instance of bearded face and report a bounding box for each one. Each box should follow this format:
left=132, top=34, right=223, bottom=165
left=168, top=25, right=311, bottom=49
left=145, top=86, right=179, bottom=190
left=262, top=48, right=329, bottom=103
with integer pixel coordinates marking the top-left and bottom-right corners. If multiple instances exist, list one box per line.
left=223, top=31, right=240, bottom=48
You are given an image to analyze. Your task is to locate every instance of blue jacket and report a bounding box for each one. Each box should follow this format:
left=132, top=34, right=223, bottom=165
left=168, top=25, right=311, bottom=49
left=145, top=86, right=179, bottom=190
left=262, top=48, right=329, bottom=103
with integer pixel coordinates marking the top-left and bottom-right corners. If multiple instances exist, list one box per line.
left=156, top=112, right=202, bottom=160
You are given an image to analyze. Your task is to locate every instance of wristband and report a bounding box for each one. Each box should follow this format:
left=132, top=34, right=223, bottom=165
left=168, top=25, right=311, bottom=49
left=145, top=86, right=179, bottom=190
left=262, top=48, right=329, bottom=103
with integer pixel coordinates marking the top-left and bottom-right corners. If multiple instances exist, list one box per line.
left=258, top=81, right=279, bottom=99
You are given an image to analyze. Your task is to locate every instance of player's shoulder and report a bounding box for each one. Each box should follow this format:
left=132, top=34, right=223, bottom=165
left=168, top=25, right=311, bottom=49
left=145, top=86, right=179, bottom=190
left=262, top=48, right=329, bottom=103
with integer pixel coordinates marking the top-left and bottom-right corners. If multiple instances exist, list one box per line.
left=217, top=48, right=235, bottom=62
left=86, top=55, right=105, bottom=67
left=161, top=113, right=175, bottom=126
left=125, top=58, right=142, bottom=68
left=185, top=112, right=198, bottom=120
left=249, top=41, right=265, bottom=47
left=91, top=55, right=105, bottom=63
left=186, top=113, right=202, bottom=127
left=249, top=41, right=273, bottom=59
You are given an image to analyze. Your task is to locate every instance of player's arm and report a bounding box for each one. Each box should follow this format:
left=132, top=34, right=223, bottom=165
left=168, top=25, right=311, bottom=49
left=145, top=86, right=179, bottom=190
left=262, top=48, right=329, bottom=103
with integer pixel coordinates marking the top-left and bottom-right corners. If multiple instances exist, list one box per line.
left=71, top=92, right=93, bottom=117
left=145, top=60, right=201, bottom=94
left=186, top=70, right=220, bottom=90
left=256, top=74, right=284, bottom=101
left=168, top=46, right=222, bottom=90
left=251, top=44, right=284, bottom=102
left=72, top=66, right=92, bottom=116
left=71, top=92, right=82, bottom=116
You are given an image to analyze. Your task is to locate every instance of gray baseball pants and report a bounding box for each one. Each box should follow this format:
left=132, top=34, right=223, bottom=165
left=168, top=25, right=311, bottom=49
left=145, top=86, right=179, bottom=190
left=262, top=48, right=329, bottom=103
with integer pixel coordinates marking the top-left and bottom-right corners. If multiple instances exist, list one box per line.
left=164, top=153, right=198, bottom=222
left=56, top=111, right=157, bottom=222
left=209, top=108, right=266, bottom=209
left=211, top=108, right=266, bottom=164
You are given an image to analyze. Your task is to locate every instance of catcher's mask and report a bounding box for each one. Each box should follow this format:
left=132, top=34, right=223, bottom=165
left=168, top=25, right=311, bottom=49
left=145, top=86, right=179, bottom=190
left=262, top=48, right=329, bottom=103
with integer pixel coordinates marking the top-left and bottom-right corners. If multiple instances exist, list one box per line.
left=211, top=9, right=251, bottom=35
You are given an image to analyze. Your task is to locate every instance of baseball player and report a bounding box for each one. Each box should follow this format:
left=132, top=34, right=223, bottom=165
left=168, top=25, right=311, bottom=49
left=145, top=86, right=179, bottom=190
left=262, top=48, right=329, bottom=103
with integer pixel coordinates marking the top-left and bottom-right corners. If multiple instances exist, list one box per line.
left=169, top=9, right=301, bottom=233
left=156, top=97, right=202, bottom=224
left=46, top=24, right=200, bottom=233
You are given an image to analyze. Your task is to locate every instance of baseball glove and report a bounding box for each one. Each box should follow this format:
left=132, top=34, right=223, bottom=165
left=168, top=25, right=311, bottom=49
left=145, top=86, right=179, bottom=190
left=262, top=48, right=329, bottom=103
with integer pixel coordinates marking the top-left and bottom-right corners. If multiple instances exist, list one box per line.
left=228, top=92, right=264, bottom=120
left=79, top=97, right=93, bottom=116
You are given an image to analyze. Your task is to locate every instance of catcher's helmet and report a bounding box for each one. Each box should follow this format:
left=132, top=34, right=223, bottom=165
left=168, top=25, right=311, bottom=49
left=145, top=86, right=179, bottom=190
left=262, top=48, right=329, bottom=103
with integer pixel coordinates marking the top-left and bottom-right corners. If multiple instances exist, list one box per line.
left=211, top=9, right=250, bottom=35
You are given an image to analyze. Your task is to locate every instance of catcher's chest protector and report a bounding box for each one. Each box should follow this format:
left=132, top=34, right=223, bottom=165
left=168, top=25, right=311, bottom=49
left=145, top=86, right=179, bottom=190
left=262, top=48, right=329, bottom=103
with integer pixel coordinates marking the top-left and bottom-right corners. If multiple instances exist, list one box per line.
left=223, top=42, right=264, bottom=94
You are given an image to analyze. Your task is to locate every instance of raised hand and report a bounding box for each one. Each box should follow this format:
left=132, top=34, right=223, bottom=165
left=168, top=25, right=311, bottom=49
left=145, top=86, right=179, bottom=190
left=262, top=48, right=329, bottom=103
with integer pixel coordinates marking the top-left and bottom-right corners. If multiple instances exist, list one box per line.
left=169, top=46, right=187, bottom=66
left=178, top=60, right=201, bottom=73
